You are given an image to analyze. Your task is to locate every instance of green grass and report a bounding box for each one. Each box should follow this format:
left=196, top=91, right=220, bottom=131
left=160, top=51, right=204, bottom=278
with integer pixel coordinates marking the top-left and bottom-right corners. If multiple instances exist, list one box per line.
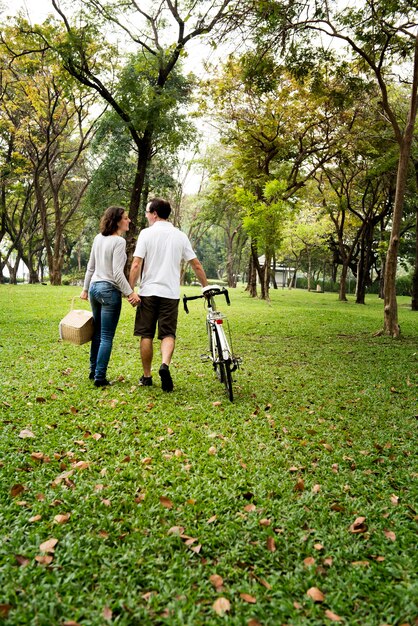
left=0, top=284, right=417, bottom=626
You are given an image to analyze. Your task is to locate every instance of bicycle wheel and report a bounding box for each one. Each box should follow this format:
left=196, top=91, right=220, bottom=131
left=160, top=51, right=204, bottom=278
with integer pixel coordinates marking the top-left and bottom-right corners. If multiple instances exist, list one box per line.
left=214, top=326, right=234, bottom=402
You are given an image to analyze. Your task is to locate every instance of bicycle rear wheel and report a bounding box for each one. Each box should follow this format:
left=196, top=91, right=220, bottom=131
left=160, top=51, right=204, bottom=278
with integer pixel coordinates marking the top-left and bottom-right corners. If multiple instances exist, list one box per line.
left=213, top=326, right=233, bottom=402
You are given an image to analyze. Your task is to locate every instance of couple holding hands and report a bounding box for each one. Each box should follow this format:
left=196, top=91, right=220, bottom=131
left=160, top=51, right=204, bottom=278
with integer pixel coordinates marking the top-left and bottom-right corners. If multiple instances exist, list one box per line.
left=80, top=198, right=208, bottom=391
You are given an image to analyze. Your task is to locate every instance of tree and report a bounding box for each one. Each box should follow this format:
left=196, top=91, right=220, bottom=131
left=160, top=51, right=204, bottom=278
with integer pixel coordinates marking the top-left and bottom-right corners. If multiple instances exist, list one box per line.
left=33, top=0, right=242, bottom=265
left=253, top=0, right=418, bottom=335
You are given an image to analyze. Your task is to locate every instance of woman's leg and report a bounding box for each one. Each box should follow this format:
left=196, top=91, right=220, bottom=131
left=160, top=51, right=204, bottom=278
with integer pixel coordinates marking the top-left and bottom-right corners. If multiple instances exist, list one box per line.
left=89, top=287, right=102, bottom=377
left=94, top=283, right=122, bottom=381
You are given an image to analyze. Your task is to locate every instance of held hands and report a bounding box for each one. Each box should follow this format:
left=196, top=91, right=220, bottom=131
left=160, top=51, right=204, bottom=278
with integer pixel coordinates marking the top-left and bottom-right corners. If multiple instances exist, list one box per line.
left=127, top=292, right=140, bottom=307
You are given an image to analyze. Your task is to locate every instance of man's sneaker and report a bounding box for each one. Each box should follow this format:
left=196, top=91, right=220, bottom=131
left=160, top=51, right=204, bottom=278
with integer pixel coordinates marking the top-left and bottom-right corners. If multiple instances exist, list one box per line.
left=139, top=375, right=152, bottom=387
left=159, top=363, right=173, bottom=392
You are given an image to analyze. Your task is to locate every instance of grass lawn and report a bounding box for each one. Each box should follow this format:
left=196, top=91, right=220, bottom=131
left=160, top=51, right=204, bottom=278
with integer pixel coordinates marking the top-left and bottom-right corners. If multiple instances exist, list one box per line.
left=0, top=284, right=417, bottom=626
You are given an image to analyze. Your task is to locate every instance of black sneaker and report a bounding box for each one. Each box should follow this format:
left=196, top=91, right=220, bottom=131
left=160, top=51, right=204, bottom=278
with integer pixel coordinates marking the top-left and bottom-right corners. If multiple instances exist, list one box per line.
left=139, top=375, right=152, bottom=387
left=159, top=364, right=173, bottom=392
left=94, top=378, right=110, bottom=387
left=89, top=372, right=95, bottom=380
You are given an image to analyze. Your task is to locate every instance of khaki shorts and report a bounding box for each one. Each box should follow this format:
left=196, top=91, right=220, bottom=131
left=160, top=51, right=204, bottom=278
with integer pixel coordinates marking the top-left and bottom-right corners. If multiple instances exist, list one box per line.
left=134, top=296, right=179, bottom=340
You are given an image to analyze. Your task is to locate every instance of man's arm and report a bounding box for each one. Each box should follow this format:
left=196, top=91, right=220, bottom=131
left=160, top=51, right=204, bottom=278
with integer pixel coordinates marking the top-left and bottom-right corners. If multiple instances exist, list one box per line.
left=189, top=257, right=208, bottom=288
left=129, top=256, right=143, bottom=291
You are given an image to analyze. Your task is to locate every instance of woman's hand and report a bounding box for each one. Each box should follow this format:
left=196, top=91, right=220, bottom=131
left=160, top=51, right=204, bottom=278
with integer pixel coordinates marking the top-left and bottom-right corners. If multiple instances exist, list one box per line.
left=80, top=289, right=89, bottom=300
left=127, top=292, right=140, bottom=307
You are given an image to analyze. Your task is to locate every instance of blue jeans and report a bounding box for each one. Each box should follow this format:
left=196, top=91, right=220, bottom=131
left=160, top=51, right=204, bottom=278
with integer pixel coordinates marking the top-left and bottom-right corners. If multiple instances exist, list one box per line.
left=89, top=282, right=122, bottom=381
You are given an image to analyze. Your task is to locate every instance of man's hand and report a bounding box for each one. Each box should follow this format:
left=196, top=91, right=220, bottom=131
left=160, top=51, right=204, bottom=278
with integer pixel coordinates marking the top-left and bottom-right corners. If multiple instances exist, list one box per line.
left=127, top=292, right=140, bottom=307
left=202, top=284, right=221, bottom=294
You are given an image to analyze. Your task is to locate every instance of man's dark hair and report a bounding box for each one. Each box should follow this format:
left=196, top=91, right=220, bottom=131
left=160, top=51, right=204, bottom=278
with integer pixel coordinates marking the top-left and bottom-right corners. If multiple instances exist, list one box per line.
left=148, top=198, right=171, bottom=220
left=100, top=206, right=126, bottom=236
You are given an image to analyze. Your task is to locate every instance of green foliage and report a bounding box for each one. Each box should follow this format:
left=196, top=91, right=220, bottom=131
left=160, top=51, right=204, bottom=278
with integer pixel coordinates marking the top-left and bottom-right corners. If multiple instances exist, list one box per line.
left=0, top=285, right=417, bottom=624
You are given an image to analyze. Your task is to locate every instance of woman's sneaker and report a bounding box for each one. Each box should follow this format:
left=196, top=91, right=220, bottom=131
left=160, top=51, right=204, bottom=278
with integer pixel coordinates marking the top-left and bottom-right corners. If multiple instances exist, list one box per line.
left=139, top=375, right=152, bottom=386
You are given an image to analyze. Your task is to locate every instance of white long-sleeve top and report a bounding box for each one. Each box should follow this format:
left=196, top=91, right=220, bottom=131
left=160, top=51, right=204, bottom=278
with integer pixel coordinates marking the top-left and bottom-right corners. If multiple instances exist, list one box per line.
left=83, top=233, right=132, bottom=296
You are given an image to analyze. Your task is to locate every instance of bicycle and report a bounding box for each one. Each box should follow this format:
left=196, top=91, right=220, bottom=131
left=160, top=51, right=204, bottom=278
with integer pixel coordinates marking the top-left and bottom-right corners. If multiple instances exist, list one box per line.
left=183, top=287, right=240, bottom=402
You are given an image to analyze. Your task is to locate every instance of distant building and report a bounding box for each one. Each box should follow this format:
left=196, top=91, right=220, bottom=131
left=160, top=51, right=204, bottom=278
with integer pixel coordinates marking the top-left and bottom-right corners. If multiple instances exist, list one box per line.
left=258, top=256, right=296, bottom=287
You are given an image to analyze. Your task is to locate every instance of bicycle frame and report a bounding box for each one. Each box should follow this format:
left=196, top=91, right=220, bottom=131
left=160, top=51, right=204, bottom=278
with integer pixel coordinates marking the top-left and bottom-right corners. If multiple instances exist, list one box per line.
left=183, top=287, right=240, bottom=401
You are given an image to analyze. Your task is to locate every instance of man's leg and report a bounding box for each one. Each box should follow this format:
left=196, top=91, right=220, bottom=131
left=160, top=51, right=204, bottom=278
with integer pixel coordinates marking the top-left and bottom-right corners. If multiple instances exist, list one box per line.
left=161, top=335, right=175, bottom=366
left=140, top=337, right=153, bottom=377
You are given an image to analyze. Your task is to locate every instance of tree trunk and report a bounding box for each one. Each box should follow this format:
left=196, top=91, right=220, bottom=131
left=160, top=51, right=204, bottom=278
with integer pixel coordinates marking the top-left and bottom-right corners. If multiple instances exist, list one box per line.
left=383, top=35, right=418, bottom=336
left=246, top=253, right=257, bottom=297
left=339, top=263, right=348, bottom=301
left=411, top=204, right=418, bottom=311
left=126, top=136, right=153, bottom=268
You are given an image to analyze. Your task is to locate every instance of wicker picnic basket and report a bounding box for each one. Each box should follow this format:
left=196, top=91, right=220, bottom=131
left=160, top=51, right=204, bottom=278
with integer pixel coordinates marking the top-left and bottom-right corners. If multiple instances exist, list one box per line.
left=59, top=296, right=94, bottom=345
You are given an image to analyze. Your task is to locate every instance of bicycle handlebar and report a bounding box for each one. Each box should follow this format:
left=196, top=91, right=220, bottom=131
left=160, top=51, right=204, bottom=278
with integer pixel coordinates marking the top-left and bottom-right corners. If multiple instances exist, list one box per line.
left=183, top=287, right=230, bottom=314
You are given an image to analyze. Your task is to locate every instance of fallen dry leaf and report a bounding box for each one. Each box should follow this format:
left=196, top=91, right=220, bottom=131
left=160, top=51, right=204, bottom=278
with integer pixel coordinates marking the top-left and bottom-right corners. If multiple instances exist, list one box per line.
left=167, top=526, right=185, bottom=536
left=29, top=515, right=42, bottom=523
left=160, top=496, right=173, bottom=509
left=207, top=515, right=217, bottom=524
left=141, top=457, right=152, bottom=465
left=390, top=494, right=399, bottom=505
left=18, top=429, right=35, bottom=438
left=212, top=597, right=231, bottom=616
left=325, top=609, right=343, bottom=622
left=307, top=587, right=325, bottom=602
left=304, top=557, right=316, bottom=567
left=349, top=516, right=367, bottom=533
left=0, top=605, right=12, bottom=618
left=210, top=574, right=224, bottom=590
left=35, top=555, right=54, bottom=565
left=54, top=513, right=70, bottom=524
left=384, top=530, right=396, bottom=541
left=314, top=543, right=324, bottom=551
left=294, top=478, right=305, bottom=492
left=15, top=555, right=30, bottom=567
left=10, top=484, right=25, bottom=498
left=312, top=484, right=321, bottom=493
left=266, top=537, right=276, bottom=552
left=103, top=606, right=112, bottom=620
left=244, top=504, right=256, bottom=512
left=39, top=538, right=58, bottom=553
left=240, top=593, right=257, bottom=604
left=208, top=446, right=217, bottom=455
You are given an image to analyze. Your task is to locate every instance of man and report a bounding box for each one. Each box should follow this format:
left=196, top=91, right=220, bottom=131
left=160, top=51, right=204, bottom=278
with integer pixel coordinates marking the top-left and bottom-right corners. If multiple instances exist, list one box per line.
left=129, top=197, right=208, bottom=392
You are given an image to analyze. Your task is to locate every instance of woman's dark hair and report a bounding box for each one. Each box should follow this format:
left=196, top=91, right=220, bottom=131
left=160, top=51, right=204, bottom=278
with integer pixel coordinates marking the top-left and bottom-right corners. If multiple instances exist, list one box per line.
left=100, top=206, right=126, bottom=236
left=148, top=198, right=171, bottom=220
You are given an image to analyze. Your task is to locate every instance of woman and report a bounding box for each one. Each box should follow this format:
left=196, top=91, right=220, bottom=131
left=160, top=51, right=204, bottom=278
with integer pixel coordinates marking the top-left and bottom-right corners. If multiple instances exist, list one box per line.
left=80, top=206, right=140, bottom=386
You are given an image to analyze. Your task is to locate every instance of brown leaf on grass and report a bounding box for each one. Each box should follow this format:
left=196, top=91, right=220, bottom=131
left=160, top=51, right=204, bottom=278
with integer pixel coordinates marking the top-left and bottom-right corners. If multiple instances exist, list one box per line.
left=54, top=513, right=70, bottom=524
left=307, top=587, right=325, bottom=602
left=248, top=620, right=263, bottom=626
left=351, top=561, right=369, bottom=567
left=349, top=516, right=367, bottom=533
left=29, top=515, right=42, bottom=523
left=101, top=499, right=111, bottom=506
left=323, top=557, right=333, bottom=567
left=384, top=530, right=396, bottom=541
left=244, top=504, right=256, bottom=512
left=289, top=466, right=299, bottom=472
left=15, top=555, right=30, bottom=567
left=240, top=593, right=257, bottom=604
left=35, top=555, right=53, bottom=565
left=39, top=538, right=58, bottom=553
left=70, top=406, right=78, bottom=415
left=103, top=606, right=112, bottom=620
left=92, top=433, right=102, bottom=441
left=266, top=537, right=276, bottom=552
left=331, top=464, right=339, bottom=473
left=259, top=518, right=271, bottom=526
left=322, top=443, right=333, bottom=452
left=63, top=621, right=82, bottom=626
left=212, top=401, right=222, bottom=407
left=314, top=543, right=324, bottom=551
left=304, top=557, right=316, bottom=567
left=208, top=446, right=217, bottom=455
left=0, top=605, right=12, bottom=618
left=213, top=597, right=231, bottom=616
left=390, top=494, right=399, bottom=505
left=167, top=526, right=185, bottom=536
left=325, top=609, right=343, bottom=622
left=141, top=457, right=152, bottom=465
left=10, top=484, right=25, bottom=497
left=18, top=429, right=35, bottom=438
left=294, top=478, right=305, bottom=492
left=159, top=496, right=173, bottom=509
left=73, top=461, right=90, bottom=470
left=209, top=574, right=224, bottom=590
left=312, top=484, right=321, bottom=493
left=207, top=515, right=217, bottom=524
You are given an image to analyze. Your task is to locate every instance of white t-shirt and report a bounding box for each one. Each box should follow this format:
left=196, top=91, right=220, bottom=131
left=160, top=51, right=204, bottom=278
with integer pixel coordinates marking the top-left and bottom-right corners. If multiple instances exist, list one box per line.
left=83, top=233, right=132, bottom=296
left=133, top=221, right=196, bottom=299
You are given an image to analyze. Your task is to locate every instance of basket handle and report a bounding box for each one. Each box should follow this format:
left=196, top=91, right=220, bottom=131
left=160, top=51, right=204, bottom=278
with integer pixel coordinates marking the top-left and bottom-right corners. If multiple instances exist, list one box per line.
left=71, top=295, right=90, bottom=310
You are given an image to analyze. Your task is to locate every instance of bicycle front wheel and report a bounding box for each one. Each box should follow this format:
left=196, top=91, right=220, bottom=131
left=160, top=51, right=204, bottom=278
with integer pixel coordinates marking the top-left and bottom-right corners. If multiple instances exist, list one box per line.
left=213, top=327, right=233, bottom=402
